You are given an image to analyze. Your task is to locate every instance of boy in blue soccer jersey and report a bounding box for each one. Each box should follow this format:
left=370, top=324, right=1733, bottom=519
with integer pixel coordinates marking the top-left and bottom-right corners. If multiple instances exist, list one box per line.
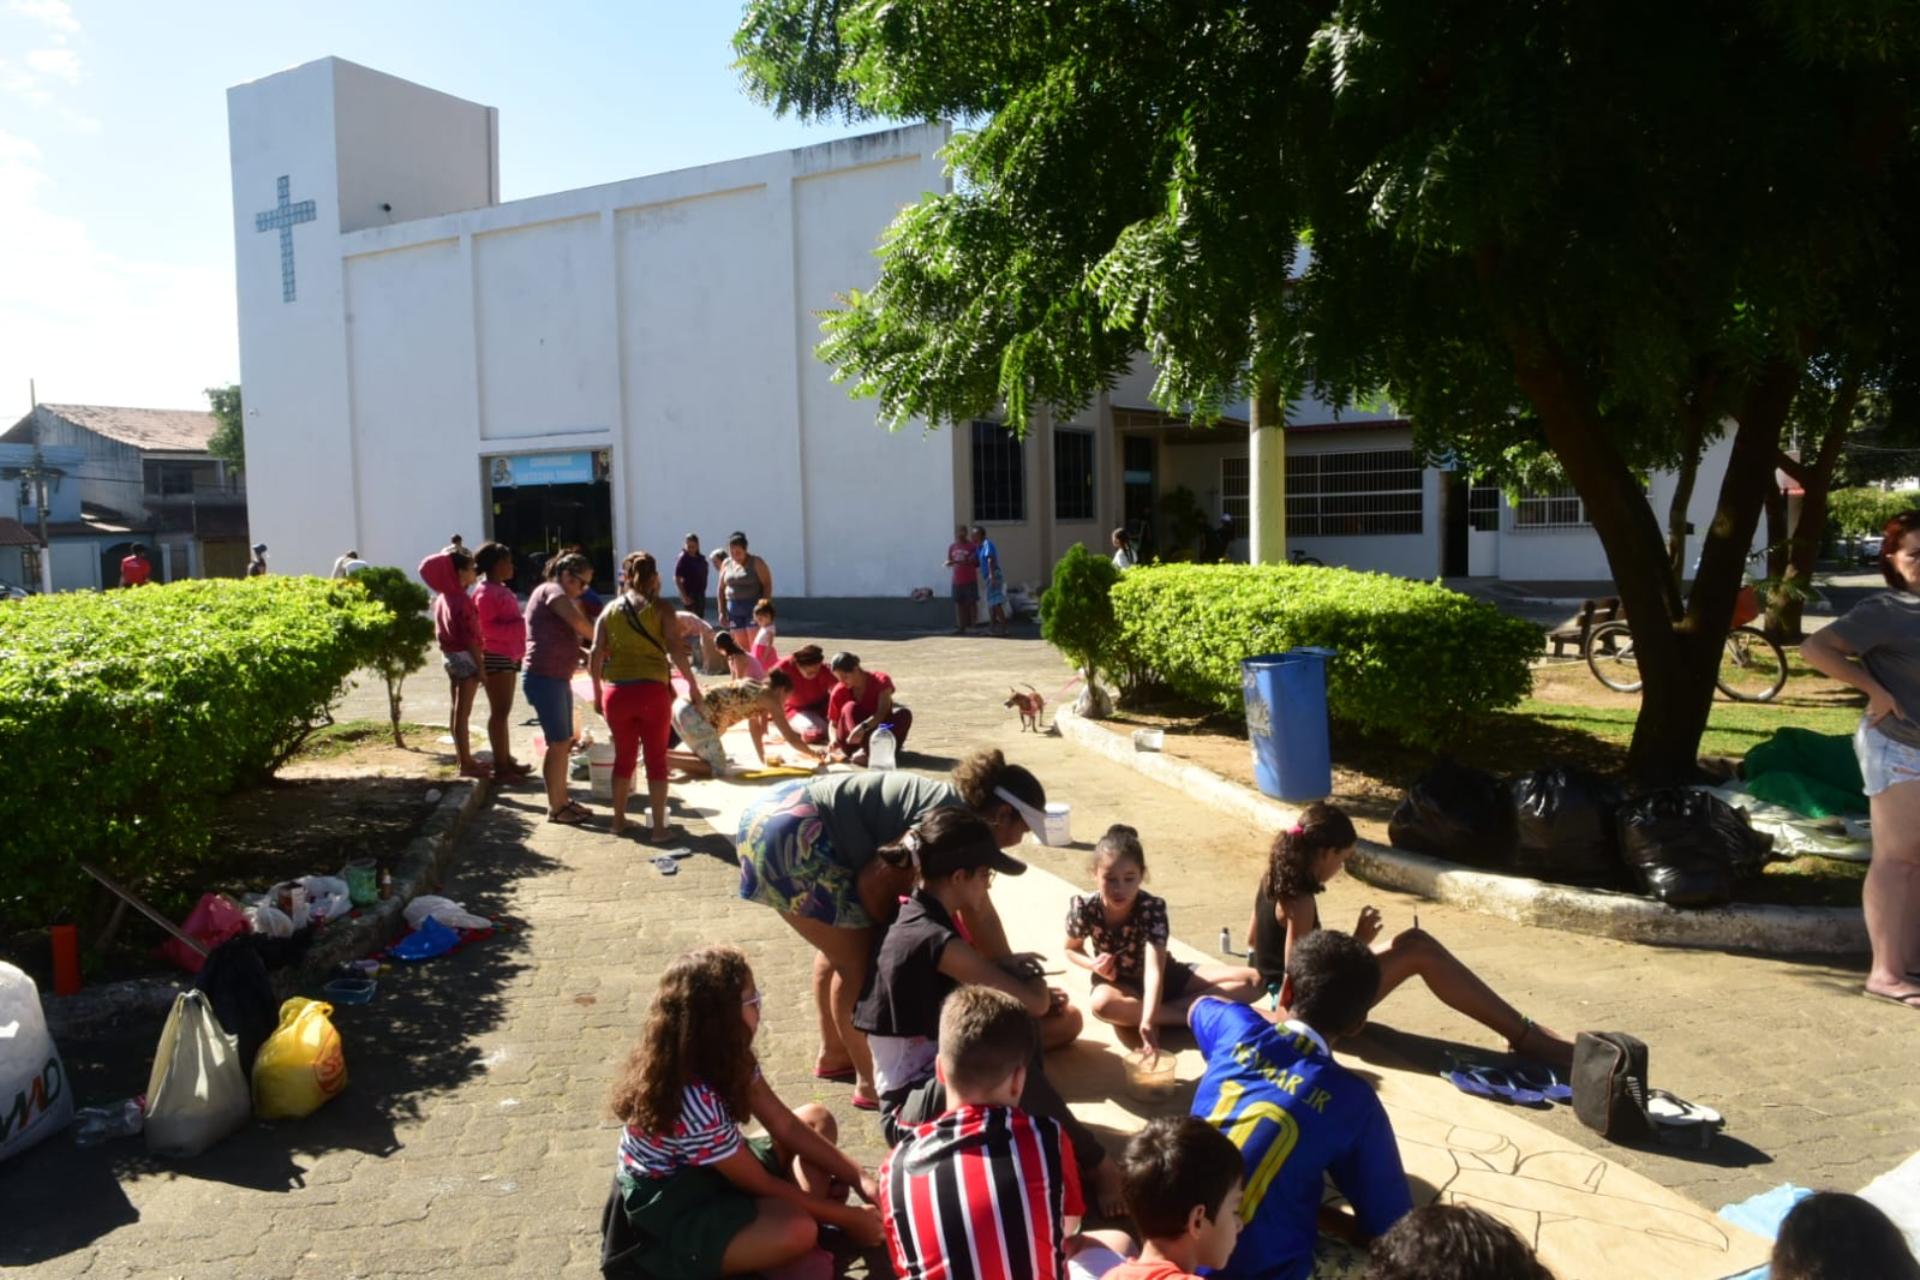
left=1188, top=929, right=1412, bottom=1280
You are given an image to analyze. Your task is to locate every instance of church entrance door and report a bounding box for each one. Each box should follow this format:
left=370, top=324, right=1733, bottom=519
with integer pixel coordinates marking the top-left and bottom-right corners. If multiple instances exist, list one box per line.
left=484, top=450, right=615, bottom=587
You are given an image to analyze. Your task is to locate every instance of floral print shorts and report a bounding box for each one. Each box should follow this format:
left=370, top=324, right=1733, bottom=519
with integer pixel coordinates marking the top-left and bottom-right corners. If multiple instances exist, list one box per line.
left=735, top=783, right=870, bottom=928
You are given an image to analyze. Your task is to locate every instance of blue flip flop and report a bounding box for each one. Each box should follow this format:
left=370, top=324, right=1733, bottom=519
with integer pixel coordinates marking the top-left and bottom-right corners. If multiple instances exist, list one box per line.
left=1508, top=1062, right=1573, bottom=1103
left=1443, top=1061, right=1547, bottom=1105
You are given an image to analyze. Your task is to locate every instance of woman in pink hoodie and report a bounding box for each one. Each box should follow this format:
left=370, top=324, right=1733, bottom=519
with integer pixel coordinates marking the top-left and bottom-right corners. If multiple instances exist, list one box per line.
left=420, top=548, right=490, bottom=779
left=471, top=542, right=532, bottom=780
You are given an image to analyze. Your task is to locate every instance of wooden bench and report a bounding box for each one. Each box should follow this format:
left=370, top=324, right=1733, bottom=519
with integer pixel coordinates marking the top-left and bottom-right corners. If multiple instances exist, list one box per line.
left=1548, top=596, right=1622, bottom=657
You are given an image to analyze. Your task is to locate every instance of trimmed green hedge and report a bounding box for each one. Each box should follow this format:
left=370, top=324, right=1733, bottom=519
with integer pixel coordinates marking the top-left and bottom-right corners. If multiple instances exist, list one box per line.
left=0, top=577, right=391, bottom=922
left=1110, top=564, right=1542, bottom=747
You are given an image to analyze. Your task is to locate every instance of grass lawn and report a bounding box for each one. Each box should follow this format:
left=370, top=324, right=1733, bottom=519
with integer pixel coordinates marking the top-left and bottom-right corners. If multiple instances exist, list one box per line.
left=1114, top=653, right=1871, bottom=907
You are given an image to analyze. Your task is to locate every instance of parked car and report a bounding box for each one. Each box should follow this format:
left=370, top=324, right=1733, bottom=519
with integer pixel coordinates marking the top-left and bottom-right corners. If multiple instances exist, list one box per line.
left=1859, top=534, right=1885, bottom=565
left=0, top=579, right=30, bottom=601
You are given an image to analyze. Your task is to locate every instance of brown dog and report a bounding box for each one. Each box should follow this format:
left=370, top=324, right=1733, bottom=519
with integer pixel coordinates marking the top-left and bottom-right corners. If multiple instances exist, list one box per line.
left=1004, top=685, right=1045, bottom=732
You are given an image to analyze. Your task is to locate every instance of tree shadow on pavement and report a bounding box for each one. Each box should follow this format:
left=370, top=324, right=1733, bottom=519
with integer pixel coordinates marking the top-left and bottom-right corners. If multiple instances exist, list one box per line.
left=0, top=804, right=559, bottom=1266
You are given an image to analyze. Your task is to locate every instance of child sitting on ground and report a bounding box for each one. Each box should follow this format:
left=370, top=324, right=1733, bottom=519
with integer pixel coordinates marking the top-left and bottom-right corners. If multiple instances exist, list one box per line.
left=607, top=946, right=883, bottom=1279
left=1067, top=824, right=1261, bottom=1052
left=1770, top=1191, right=1920, bottom=1280
left=1249, top=802, right=1576, bottom=1071
left=879, top=985, right=1134, bottom=1280
left=751, top=598, right=779, bottom=670
left=1190, top=929, right=1413, bottom=1280
left=1364, top=1204, right=1555, bottom=1280
left=854, top=809, right=1125, bottom=1215
left=1104, top=1116, right=1245, bottom=1280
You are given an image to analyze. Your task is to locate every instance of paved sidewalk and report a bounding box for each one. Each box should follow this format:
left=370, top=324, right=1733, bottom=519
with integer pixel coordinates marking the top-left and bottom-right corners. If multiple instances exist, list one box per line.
left=8, top=626, right=1916, bottom=1277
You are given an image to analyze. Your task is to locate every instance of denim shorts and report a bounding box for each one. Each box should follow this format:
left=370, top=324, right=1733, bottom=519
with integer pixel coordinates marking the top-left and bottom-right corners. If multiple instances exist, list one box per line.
left=522, top=672, right=574, bottom=745
left=1854, top=719, right=1920, bottom=797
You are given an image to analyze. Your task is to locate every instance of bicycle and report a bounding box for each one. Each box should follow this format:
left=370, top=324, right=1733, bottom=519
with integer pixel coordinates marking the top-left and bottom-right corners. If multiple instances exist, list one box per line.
left=1586, top=584, right=1788, bottom=702
left=1288, top=549, right=1325, bottom=567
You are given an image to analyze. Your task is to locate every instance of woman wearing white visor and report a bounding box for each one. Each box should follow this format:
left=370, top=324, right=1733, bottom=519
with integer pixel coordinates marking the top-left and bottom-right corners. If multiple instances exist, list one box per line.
left=733, top=748, right=1065, bottom=1110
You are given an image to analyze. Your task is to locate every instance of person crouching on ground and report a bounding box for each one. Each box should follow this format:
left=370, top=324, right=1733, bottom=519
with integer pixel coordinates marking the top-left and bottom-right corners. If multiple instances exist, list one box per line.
left=670, top=672, right=826, bottom=778
left=855, top=809, right=1124, bottom=1216
left=1190, top=930, right=1412, bottom=1280
left=1106, top=1116, right=1245, bottom=1280
left=771, top=645, right=834, bottom=742
left=826, top=652, right=912, bottom=764
left=589, top=551, right=702, bottom=842
left=419, top=546, right=490, bottom=779
left=607, top=946, right=883, bottom=1280
left=879, top=985, right=1135, bottom=1280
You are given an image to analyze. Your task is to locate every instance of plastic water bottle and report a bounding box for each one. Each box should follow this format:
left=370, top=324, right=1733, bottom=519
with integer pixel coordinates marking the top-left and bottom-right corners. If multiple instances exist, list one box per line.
left=868, top=723, right=897, bottom=772
left=74, top=1096, right=145, bottom=1146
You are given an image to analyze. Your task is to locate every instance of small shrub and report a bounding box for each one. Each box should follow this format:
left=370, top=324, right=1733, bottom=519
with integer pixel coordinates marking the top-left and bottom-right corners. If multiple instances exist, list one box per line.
left=1039, top=542, right=1121, bottom=677
left=352, top=566, right=434, bottom=746
left=0, top=577, right=390, bottom=923
left=1111, top=563, right=1542, bottom=748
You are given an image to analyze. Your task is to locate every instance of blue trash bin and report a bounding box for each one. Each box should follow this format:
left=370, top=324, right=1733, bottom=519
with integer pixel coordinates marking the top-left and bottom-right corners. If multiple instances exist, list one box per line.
left=1241, top=647, right=1335, bottom=802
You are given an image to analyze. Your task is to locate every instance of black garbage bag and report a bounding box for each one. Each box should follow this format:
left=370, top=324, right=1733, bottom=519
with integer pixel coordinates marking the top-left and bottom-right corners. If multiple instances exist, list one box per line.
left=1618, top=788, right=1775, bottom=908
left=191, top=935, right=279, bottom=1074
left=1510, top=766, right=1627, bottom=885
left=1388, top=760, right=1517, bottom=868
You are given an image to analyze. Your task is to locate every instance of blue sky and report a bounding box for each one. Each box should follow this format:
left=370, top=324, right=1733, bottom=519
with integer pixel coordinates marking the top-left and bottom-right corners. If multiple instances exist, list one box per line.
left=0, top=1, right=876, bottom=415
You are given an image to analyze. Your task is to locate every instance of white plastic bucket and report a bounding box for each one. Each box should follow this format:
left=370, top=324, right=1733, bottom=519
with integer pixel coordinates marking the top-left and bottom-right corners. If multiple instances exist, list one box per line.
left=1039, top=802, right=1072, bottom=847
left=587, top=740, right=617, bottom=800
left=1132, top=728, right=1165, bottom=752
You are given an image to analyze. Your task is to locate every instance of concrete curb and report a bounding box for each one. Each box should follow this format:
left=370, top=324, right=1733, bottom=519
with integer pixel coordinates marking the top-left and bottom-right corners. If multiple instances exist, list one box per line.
left=1055, top=709, right=1870, bottom=956
left=284, top=778, right=489, bottom=994
left=46, top=780, right=492, bottom=1040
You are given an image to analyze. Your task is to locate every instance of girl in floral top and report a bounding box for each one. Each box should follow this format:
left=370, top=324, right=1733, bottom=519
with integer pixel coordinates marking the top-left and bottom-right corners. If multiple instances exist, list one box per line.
left=609, top=946, right=882, bottom=1279
left=1064, top=824, right=1261, bottom=1052
left=669, top=671, right=826, bottom=779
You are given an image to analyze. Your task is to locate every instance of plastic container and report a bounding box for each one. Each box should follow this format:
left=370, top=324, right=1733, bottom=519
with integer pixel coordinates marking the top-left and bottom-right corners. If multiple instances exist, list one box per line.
left=1037, top=802, right=1072, bottom=847
left=342, top=860, right=379, bottom=907
left=1240, top=647, right=1336, bottom=802
left=74, top=1096, right=145, bottom=1146
left=868, top=723, right=898, bottom=771
left=587, top=739, right=617, bottom=800
left=1123, top=1050, right=1178, bottom=1103
left=1131, top=728, right=1165, bottom=752
left=321, top=977, right=377, bottom=1006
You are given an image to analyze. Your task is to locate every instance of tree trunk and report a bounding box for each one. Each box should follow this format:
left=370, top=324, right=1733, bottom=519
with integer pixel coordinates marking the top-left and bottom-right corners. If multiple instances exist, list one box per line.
left=1665, top=403, right=1710, bottom=586
left=1499, top=326, right=1796, bottom=784
left=1764, top=368, right=1858, bottom=643
left=387, top=676, right=407, bottom=748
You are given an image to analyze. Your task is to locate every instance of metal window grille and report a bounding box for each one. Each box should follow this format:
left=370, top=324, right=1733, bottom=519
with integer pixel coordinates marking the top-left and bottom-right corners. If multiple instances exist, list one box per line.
left=971, top=421, right=1025, bottom=522
left=1054, top=429, right=1095, bottom=521
left=145, top=462, right=195, bottom=497
left=1221, top=457, right=1251, bottom=522
left=1468, top=482, right=1502, bottom=532
left=1285, top=448, right=1424, bottom=536
left=1512, top=485, right=1589, bottom=530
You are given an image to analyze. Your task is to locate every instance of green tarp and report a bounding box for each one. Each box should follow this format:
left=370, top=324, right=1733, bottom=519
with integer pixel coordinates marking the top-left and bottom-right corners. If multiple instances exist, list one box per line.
left=1743, top=727, right=1867, bottom=818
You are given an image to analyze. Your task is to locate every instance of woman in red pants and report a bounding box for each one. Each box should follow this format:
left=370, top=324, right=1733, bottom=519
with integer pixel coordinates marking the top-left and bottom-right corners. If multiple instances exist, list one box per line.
left=826, top=652, right=913, bottom=765
left=589, top=551, right=702, bottom=840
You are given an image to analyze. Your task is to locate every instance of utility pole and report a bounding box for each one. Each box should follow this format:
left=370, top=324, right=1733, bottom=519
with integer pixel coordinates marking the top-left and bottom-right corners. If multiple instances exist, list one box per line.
left=24, top=381, right=56, bottom=594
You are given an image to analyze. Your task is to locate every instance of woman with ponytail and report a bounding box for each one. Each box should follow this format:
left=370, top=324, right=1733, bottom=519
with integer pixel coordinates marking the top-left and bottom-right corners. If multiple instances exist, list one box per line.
left=733, top=748, right=1060, bottom=1110
left=588, top=551, right=701, bottom=840
left=1251, top=802, right=1575, bottom=1069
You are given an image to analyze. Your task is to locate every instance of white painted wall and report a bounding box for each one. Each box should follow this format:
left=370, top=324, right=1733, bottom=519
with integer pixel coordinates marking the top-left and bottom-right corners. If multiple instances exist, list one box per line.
left=1286, top=425, right=1440, bottom=579
left=232, top=58, right=951, bottom=593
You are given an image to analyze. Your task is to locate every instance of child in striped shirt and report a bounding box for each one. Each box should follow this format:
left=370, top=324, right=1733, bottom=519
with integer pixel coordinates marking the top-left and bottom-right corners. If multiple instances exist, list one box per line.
left=879, top=985, right=1134, bottom=1280
left=608, top=946, right=883, bottom=1280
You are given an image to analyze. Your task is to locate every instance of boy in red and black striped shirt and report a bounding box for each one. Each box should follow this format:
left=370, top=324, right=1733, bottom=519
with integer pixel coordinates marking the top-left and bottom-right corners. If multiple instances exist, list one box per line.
left=880, top=986, right=1130, bottom=1280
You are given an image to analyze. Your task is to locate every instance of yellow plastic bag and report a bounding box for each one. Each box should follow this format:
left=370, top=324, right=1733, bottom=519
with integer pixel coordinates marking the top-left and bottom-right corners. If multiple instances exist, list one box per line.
left=251, top=997, right=347, bottom=1119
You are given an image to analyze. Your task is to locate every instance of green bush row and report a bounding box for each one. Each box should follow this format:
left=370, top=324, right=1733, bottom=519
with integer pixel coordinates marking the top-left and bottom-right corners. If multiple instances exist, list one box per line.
left=0, top=577, right=392, bottom=923
left=1109, top=564, right=1542, bottom=747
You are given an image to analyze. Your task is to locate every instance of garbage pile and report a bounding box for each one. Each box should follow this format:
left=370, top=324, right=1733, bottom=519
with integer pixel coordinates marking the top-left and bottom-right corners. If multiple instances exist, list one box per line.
left=1390, top=760, right=1776, bottom=908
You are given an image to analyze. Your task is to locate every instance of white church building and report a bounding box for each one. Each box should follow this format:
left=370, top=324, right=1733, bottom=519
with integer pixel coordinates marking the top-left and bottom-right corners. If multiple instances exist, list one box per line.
left=230, top=58, right=1751, bottom=596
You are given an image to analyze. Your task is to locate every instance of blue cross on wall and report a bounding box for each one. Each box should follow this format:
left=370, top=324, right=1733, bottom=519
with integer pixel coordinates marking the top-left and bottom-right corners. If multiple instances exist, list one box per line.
left=254, top=175, right=316, bottom=303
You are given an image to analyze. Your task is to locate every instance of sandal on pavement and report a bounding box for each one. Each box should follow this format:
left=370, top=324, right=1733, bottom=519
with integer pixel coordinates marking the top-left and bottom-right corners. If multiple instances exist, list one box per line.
left=814, top=1065, right=858, bottom=1083
left=1443, top=1062, right=1547, bottom=1106
left=1507, top=1062, right=1573, bottom=1103
left=850, top=1091, right=880, bottom=1112
left=1865, top=987, right=1920, bottom=1010
left=547, top=801, right=591, bottom=825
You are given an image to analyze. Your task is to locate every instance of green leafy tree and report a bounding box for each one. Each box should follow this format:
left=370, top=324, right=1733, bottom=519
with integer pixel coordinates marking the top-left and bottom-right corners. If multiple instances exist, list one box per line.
left=735, top=1, right=1920, bottom=784
left=350, top=566, right=434, bottom=747
left=205, top=383, right=244, bottom=472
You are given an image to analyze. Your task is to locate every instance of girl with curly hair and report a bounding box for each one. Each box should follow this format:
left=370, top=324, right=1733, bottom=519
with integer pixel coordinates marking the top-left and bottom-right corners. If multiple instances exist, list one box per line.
left=1249, top=802, right=1575, bottom=1069
left=608, top=947, right=883, bottom=1278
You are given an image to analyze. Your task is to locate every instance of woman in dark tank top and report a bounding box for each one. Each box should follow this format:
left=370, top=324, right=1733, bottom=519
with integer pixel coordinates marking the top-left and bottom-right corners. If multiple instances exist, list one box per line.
left=1251, top=802, right=1576, bottom=1070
